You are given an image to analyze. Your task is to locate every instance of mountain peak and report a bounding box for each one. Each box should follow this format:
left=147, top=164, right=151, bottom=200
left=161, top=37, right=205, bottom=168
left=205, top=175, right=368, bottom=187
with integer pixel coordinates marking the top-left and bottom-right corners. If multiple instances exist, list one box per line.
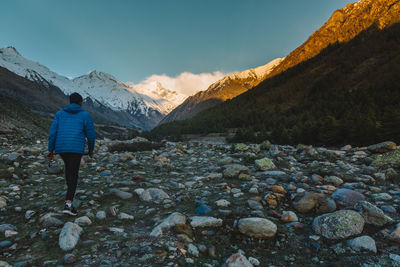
left=0, top=46, right=21, bottom=56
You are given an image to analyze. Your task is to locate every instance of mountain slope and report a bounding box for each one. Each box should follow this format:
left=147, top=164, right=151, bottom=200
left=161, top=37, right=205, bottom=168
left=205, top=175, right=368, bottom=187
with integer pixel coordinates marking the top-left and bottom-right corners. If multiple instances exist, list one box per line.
left=152, top=6, right=400, bottom=145
left=160, top=58, right=283, bottom=124
left=0, top=65, right=143, bottom=127
left=268, top=0, right=400, bottom=77
left=0, top=47, right=165, bottom=129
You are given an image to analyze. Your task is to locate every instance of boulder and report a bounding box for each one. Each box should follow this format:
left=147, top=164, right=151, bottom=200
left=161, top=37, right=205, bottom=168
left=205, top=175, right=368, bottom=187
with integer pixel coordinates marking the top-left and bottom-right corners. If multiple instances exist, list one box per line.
left=150, top=212, right=186, bottom=237
left=59, top=222, right=83, bottom=251
left=74, top=216, right=92, bottom=226
left=312, top=210, right=365, bottom=240
left=238, top=217, right=277, bottom=238
left=138, top=188, right=170, bottom=203
left=254, top=158, right=276, bottom=171
left=389, top=223, right=400, bottom=243
left=356, top=201, right=394, bottom=226
left=332, top=188, right=366, bottom=208
left=110, top=188, right=133, bottom=200
left=367, top=141, right=396, bottom=153
left=347, top=235, right=377, bottom=253
left=39, top=213, right=64, bottom=227
left=225, top=253, right=253, bottom=267
left=281, top=211, right=298, bottom=222
left=223, top=164, right=249, bottom=178
left=293, top=192, right=336, bottom=214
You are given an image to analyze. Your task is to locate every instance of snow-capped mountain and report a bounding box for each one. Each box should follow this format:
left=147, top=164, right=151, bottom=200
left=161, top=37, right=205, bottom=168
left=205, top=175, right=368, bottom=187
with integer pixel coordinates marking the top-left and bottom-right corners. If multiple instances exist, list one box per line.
left=159, top=57, right=284, bottom=124
left=0, top=46, right=175, bottom=128
left=131, top=81, right=187, bottom=113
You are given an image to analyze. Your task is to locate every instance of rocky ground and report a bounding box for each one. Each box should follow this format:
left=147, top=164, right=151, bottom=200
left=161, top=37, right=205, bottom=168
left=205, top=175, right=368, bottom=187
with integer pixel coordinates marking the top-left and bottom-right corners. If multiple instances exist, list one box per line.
left=1, top=135, right=400, bottom=266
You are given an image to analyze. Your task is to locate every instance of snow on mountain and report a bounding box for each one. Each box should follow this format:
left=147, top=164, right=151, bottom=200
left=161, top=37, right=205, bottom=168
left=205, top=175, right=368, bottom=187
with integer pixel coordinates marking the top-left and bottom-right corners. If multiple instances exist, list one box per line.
left=210, top=58, right=284, bottom=89
left=0, top=46, right=180, bottom=120
left=130, top=81, right=187, bottom=113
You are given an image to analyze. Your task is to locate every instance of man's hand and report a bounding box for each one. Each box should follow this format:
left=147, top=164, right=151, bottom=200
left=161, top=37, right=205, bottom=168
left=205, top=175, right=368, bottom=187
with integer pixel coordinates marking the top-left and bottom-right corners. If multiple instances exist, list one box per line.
left=88, top=151, right=94, bottom=158
left=46, top=151, right=53, bottom=159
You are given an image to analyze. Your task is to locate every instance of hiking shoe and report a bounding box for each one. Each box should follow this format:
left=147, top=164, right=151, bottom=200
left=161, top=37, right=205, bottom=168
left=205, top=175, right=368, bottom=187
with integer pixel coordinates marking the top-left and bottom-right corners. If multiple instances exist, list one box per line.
left=62, top=204, right=78, bottom=216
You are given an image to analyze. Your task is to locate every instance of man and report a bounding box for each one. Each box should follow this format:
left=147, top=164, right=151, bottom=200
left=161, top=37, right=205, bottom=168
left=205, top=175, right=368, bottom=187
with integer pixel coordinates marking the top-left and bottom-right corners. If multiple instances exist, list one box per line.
left=47, top=93, right=96, bottom=216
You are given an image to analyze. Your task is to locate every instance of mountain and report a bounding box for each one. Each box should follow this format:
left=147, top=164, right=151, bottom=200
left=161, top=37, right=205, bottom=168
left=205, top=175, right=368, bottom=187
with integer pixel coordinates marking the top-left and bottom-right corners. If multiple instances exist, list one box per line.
left=0, top=47, right=167, bottom=129
left=159, top=58, right=283, bottom=124
left=132, top=81, right=187, bottom=114
left=152, top=0, right=400, bottom=146
left=0, top=65, right=141, bottom=138
left=268, top=0, right=400, bottom=77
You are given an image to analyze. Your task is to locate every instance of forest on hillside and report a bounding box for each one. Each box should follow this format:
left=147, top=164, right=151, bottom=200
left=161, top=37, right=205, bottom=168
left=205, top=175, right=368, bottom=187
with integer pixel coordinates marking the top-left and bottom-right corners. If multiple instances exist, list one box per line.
left=152, top=23, right=400, bottom=146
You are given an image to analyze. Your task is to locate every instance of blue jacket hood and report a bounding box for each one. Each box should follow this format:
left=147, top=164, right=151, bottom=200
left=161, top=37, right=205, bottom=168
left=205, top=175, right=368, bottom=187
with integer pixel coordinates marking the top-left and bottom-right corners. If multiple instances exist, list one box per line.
left=63, top=103, right=84, bottom=114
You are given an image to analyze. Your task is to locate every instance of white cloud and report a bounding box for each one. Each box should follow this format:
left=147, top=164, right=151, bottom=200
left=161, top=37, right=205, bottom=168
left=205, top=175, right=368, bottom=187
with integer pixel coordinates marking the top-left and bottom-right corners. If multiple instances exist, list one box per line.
left=128, top=71, right=227, bottom=97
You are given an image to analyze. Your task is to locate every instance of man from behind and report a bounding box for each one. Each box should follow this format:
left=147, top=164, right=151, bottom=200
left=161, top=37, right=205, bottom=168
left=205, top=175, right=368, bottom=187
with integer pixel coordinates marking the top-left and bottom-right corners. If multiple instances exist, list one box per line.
left=47, top=93, right=96, bottom=216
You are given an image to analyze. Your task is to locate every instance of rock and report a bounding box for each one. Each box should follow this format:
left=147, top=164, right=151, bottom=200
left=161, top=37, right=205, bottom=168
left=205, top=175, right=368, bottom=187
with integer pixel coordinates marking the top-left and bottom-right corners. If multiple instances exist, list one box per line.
left=74, top=216, right=92, bottom=226
left=47, top=164, right=63, bottom=174
left=215, top=199, right=230, bottom=207
left=247, top=200, right=263, bottom=210
left=138, top=188, right=170, bottom=203
left=110, top=188, right=133, bottom=199
left=219, top=157, right=233, bottom=165
left=356, top=201, right=394, bottom=226
left=264, top=171, right=287, bottom=179
left=188, top=244, right=199, bottom=257
left=63, top=253, right=76, bottom=264
left=7, top=152, right=20, bottom=161
left=59, top=222, right=83, bottom=251
left=372, top=193, right=392, bottom=201
left=389, top=254, right=400, bottom=265
left=225, top=253, right=253, bottom=267
left=4, top=230, right=17, bottom=237
left=315, top=196, right=337, bottom=214
left=234, top=143, right=249, bottom=152
left=0, top=241, right=12, bottom=248
left=248, top=257, right=260, bottom=266
left=332, top=188, right=366, bottom=208
left=39, top=213, right=64, bottom=227
left=380, top=205, right=397, bottom=215
left=367, top=141, right=397, bottom=153
left=25, top=210, right=36, bottom=220
left=150, top=212, right=186, bottom=237
left=174, top=224, right=194, bottom=238
left=312, top=210, right=365, bottom=240
left=324, top=176, right=343, bottom=186
left=118, top=212, right=134, bottom=220
left=195, top=204, right=212, bottom=215
left=190, top=216, right=223, bottom=228
left=0, top=224, right=17, bottom=233
left=260, top=140, right=272, bottom=150
left=238, top=217, right=277, bottom=238
left=0, top=198, right=6, bottom=209
left=281, top=211, right=298, bottom=222
left=96, top=211, right=106, bottom=220
left=347, top=236, right=377, bottom=253
left=223, top=164, right=249, bottom=178
left=389, top=223, right=400, bottom=243
left=292, top=192, right=335, bottom=214
left=254, top=158, right=276, bottom=171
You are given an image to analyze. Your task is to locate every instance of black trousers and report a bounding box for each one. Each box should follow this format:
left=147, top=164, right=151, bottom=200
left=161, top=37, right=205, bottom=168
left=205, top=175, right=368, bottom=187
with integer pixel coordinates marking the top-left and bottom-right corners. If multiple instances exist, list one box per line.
left=60, top=153, right=82, bottom=202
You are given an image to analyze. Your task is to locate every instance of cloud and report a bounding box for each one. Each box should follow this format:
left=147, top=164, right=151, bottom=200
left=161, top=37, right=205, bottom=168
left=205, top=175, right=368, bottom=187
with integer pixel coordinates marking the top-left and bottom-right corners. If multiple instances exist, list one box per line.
left=128, top=71, right=227, bottom=97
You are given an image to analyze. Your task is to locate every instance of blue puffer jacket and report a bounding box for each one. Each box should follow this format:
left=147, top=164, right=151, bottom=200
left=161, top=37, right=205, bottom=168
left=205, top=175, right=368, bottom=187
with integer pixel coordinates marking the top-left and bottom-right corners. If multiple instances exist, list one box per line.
left=48, top=104, right=96, bottom=154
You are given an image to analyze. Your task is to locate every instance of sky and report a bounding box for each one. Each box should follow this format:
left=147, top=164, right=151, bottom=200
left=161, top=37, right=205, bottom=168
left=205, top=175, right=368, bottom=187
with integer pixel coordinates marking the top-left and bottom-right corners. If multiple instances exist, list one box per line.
left=0, top=0, right=355, bottom=95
